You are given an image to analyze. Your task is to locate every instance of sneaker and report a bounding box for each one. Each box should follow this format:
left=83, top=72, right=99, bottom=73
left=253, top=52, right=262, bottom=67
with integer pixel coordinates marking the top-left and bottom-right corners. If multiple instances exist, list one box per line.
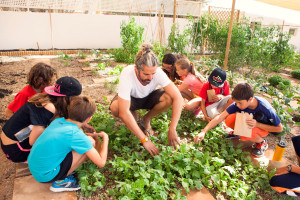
left=50, top=175, right=81, bottom=192
left=252, top=140, right=268, bottom=157
left=224, top=131, right=239, bottom=139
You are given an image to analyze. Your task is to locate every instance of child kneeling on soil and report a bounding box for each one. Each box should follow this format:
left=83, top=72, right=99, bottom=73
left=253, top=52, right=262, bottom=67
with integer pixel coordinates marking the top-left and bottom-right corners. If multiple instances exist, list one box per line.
left=5, top=62, right=56, bottom=119
left=174, top=58, right=205, bottom=113
left=198, top=68, right=233, bottom=121
left=194, top=83, right=283, bottom=157
left=28, top=96, right=109, bottom=192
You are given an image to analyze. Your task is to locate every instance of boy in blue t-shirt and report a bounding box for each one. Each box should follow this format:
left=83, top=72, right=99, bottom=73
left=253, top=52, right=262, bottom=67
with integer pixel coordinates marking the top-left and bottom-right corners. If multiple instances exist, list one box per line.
left=28, top=96, right=109, bottom=192
left=194, top=83, right=283, bottom=157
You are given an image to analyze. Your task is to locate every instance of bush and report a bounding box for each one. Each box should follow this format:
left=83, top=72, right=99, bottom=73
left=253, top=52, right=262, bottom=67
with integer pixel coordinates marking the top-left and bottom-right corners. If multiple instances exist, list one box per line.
left=291, top=69, right=300, bottom=79
left=282, top=79, right=291, bottom=87
left=268, top=75, right=283, bottom=86
left=271, top=65, right=281, bottom=73
left=278, top=81, right=289, bottom=90
left=111, top=17, right=144, bottom=63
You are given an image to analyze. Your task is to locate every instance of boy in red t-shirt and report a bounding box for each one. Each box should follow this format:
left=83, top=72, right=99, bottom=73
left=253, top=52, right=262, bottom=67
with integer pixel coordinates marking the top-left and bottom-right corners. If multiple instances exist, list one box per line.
left=199, top=68, right=233, bottom=122
left=5, top=63, right=56, bottom=119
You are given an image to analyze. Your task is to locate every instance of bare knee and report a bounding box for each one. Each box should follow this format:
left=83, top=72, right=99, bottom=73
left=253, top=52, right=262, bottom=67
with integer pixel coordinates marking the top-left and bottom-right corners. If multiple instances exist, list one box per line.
left=88, top=136, right=96, bottom=147
left=160, top=93, right=172, bottom=107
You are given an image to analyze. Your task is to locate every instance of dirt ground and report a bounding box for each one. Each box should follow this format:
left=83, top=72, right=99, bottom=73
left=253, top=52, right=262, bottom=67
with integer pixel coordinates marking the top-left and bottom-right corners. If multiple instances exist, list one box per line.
left=0, top=55, right=299, bottom=200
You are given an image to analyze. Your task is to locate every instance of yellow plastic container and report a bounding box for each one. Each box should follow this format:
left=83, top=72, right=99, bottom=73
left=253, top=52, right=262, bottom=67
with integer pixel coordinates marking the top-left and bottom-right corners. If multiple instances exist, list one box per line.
left=272, top=137, right=287, bottom=161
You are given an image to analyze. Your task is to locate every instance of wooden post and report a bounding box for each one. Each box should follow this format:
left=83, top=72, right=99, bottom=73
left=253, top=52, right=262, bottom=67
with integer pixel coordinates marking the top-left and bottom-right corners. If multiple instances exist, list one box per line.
left=281, top=20, right=285, bottom=33
left=173, top=0, right=176, bottom=24
left=48, top=7, right=54, bottom=50
left=236, top=10, right=240, bottom=22
left=223, top=0, right=236, bottom=70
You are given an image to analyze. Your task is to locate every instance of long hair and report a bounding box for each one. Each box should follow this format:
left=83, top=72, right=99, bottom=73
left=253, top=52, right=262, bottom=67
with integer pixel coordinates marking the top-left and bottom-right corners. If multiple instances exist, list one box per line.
left=135, top=43, right=159, bottom=71
left=175, top=58, right=206, bottom=82
left=28, top=93, right=71, bottom=119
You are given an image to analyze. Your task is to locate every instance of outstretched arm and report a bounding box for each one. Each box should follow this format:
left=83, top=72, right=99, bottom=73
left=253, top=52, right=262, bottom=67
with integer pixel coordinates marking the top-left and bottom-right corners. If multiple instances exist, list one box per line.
left=194, top=110, right=229, bottom=143
left=163, top=82, right=184, bottom=148
left=118, top=97, right=159, bottom=156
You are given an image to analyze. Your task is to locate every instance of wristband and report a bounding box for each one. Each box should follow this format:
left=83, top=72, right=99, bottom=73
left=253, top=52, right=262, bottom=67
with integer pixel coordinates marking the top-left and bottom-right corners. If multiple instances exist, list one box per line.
left=287, top=164, right=292, bottom=173
left=140, top=137, right=149, bottom=144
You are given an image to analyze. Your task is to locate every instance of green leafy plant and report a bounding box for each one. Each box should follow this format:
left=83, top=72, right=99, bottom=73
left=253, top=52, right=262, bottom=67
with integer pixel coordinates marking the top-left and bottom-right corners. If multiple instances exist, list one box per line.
left=76, top=101, right=279, bottom=199
left=152, top=41, right=167, bottom=64
left=107, top=65, right=124, bottom=75
left=58, top=52, right=72, bottom=60
left=91, top=49, right=102, bottom=58
left=97, top=63, right=106, bottom=70
left=112, top=17, right=144, bottom=63
left=78, top=51, right=87, bottom=59
left=271, top=65, right=281, bottom=73
left=268, top=75, right=283, bottom=86
left=63, top=61, right=69, bottom=67
left=291, top=69, right=300, bottom=79
left=167, top=24, right=189, bottom=55
left=83, top=62, right=90, bottom=67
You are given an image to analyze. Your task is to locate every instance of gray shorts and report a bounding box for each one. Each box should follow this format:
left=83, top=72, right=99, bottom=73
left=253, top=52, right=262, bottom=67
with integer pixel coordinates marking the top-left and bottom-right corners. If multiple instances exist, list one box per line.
left=206, top=95, right=231, bottom=118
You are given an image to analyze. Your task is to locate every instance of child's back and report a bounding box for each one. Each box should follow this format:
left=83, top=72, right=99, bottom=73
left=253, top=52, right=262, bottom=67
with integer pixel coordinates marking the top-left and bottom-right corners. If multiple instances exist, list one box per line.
left=28, top=117, right=93, bottom=182
left=28, top=95, right=109, bottom=192
left=5, top=63, right=56, bottom=118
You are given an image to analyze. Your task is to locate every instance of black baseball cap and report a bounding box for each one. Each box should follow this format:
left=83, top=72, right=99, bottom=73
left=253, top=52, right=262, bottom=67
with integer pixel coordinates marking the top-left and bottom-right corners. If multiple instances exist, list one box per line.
left=45, top=76, right=82, bottom=96
left=208, top=68, right=227, bottom=87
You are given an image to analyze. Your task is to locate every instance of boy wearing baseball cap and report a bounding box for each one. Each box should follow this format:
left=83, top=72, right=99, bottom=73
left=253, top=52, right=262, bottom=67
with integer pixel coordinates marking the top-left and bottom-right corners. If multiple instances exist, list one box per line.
left=198, top=68, right=233, bottom=122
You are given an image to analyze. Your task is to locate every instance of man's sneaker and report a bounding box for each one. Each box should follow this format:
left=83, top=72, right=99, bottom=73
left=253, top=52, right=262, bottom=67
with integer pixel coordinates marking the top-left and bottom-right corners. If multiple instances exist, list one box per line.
left=224, top=131, right=239, bottom=139
left=252, top=140, right=268, bottom=157
left=50, top=175, right=81, bottom=192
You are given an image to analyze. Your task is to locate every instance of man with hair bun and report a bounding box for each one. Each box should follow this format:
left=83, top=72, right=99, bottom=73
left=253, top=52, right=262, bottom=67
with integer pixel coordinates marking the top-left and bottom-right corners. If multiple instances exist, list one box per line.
left=110, top=43, right=184, bottom=156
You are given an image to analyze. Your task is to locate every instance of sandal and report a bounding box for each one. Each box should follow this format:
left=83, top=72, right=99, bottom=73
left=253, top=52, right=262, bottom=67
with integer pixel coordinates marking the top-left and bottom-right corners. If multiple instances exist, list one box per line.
left=139, top=120, right=154, bottom=136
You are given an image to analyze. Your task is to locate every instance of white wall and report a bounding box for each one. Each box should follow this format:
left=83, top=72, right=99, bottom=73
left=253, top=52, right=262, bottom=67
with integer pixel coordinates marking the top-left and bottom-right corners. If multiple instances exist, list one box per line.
left=0, top=11, right=189, bottom=50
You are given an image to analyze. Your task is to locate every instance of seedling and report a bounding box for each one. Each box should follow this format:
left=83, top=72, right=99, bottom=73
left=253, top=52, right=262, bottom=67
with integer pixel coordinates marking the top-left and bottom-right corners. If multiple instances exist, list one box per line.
left=78, top=51, right=87, bottom=59
left=98, top=63, right=106, bottom=70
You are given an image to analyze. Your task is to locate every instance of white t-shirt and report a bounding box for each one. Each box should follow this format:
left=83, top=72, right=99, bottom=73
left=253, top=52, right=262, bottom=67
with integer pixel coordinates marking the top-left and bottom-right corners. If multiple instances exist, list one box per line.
left=118, top=65, right=171, bottom=100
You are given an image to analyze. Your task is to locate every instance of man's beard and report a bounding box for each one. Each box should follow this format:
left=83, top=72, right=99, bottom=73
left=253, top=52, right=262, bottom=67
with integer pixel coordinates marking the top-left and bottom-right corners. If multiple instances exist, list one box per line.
left=137, top=71, right=151, bottom=85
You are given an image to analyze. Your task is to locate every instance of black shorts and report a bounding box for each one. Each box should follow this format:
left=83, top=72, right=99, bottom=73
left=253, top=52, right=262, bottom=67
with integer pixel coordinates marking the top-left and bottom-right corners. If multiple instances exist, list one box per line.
left=0, top=137, right=31, bottom=163
left=292, top=135, right=300, bottom=157
left=44, top=151, right=73, bottom=183
left=111, top=88, right=165, bottom=111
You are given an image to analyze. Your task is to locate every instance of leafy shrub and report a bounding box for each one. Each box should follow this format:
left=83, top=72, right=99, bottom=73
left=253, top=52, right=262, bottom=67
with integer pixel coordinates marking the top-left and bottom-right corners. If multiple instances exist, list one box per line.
left=152, top=41, right=166, bottom=64
left=282, top=79, right=291, bottom=87
left=291, top=69, right=300, bottom=79
left=268, top=75, right=283, bottom=86
left=271, top=65, right=281, bottom=73
left=112, top=17, right=144, bottom=63
left=188, top=16, right=294, bottom=71
left=167, top=24, right=189, bottom=55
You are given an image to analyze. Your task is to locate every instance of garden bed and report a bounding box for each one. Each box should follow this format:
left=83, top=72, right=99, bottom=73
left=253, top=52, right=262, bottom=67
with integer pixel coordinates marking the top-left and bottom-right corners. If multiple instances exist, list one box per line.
left=0, top=54, right=299, bottom=200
